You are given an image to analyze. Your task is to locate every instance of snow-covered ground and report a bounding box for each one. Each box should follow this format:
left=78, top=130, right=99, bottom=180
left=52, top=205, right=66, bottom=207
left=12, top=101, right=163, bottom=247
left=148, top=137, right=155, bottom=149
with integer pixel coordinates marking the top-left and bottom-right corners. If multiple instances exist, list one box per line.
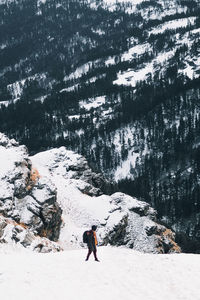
left=79, top=96, right=106, bottom=111
left=64, top=61, right=99, bottom=81
left=139, top=1, right=188, bottom=20
left=149, top=17, right=197, bottom=35
left=114, top=150, right=139, bottom=181
left=0, top=245, right=199, bottom=300
left=114, top=47, right=180, bottom=86
left=89, top=0, right=143, bottom=13
left=7, top=73, right=47, bottom=100
left=103, top=0, right=143, bottom=4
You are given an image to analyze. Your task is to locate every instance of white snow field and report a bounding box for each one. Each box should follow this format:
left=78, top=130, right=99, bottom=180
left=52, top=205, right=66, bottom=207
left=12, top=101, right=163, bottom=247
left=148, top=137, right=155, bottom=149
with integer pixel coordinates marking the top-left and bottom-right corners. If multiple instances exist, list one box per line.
left=0, top=245, right=200, bottom=300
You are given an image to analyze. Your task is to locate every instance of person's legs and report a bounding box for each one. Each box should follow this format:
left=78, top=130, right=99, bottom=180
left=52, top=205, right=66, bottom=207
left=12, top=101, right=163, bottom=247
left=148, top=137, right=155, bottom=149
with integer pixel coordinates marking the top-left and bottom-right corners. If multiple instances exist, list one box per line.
left=86, top=248, right=92, bottom=261
left=93, top=248, right=100, bottom=261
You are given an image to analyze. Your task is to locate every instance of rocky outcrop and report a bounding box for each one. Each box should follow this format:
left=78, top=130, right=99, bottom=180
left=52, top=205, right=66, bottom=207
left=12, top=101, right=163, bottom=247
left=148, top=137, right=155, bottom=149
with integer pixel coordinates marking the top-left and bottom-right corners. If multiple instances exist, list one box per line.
left=31, top=146, right=111, bottom=196
left=99, top=193, right=181, bottom=254
left=31, top=146, right=181, bottom=254
left=0, top=133, right=62, bottom=251
left=0, top=215, right=61, bottom=252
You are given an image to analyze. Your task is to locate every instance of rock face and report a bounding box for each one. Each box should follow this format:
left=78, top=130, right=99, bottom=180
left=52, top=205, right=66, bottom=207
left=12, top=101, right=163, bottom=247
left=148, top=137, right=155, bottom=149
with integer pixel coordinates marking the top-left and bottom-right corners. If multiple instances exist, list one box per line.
left=0, top=215, right=61, bottom=252
left=0, top=133, right=62, bottom=251
left=101, top=193, right=180, bottom=254
left=31, top=146, right=110, bottom=197
left=31, top=146, right=181, bottom=254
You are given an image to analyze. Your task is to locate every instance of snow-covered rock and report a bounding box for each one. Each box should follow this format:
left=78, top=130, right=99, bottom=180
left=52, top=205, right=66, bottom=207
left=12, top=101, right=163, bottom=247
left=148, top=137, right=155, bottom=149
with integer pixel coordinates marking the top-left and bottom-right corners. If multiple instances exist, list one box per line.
left=0, top=215, right=61, bottom=252
left=101, top=193, right=179, bottom=254
left=31, top=146, right=180, bottom=254
left=0, top=133, right=62, bottom=251
left=30, top=146, right=110, bottom=196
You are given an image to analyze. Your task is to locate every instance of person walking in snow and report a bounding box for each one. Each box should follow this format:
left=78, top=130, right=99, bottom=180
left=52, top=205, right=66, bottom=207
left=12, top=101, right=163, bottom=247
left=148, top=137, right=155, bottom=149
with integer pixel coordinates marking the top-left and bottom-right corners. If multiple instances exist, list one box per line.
left=85, top=225, right=100, bottom=262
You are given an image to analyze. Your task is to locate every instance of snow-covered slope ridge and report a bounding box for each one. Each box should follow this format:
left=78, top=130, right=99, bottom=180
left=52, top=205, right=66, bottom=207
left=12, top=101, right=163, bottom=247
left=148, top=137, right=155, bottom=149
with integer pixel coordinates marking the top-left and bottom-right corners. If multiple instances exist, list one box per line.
left=0, top=133, right=62, bottom=252
left=31, top=146, right=180, bottom=253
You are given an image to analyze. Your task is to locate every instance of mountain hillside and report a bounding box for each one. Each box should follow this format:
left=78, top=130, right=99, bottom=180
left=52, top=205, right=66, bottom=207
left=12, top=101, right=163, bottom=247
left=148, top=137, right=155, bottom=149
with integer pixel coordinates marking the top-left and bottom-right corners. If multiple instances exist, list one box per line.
left=0, top=133, right=180, bottom=253
left=0, top=0, right=200, bottom=250
left=31, top=145, right=180, bottom=253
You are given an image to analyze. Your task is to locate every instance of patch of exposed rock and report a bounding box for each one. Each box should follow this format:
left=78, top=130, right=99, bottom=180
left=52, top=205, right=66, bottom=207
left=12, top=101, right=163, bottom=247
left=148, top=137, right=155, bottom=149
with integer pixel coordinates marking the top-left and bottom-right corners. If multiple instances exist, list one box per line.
left=0, top=133, right=62, bottom=251
left=0, top=215, right=61, bottom=252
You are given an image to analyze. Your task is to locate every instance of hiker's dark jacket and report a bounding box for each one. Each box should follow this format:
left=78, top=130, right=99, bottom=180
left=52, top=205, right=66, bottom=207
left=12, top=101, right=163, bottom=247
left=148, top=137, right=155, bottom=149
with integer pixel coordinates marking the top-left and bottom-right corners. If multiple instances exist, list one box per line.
left=87, top=230, right=96, bottom=251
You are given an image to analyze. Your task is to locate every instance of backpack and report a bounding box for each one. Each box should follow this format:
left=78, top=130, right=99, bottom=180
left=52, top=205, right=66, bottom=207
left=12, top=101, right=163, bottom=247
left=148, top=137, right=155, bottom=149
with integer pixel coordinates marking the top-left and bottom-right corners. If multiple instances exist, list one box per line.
left=83, top=231, right=89, bottom=243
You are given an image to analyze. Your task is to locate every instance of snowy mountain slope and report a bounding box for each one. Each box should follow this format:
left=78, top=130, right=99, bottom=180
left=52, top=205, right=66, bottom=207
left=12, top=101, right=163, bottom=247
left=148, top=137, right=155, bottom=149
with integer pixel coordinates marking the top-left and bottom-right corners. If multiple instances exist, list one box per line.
left=31, top=146, right=180, bottom=253
left=0, top=246, right=199, bottom=300
left=1, top=0, right=200, bottom=251
left=0, top=133, right=180, bottom=253
left=0, top=0, right=199, bottom=103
